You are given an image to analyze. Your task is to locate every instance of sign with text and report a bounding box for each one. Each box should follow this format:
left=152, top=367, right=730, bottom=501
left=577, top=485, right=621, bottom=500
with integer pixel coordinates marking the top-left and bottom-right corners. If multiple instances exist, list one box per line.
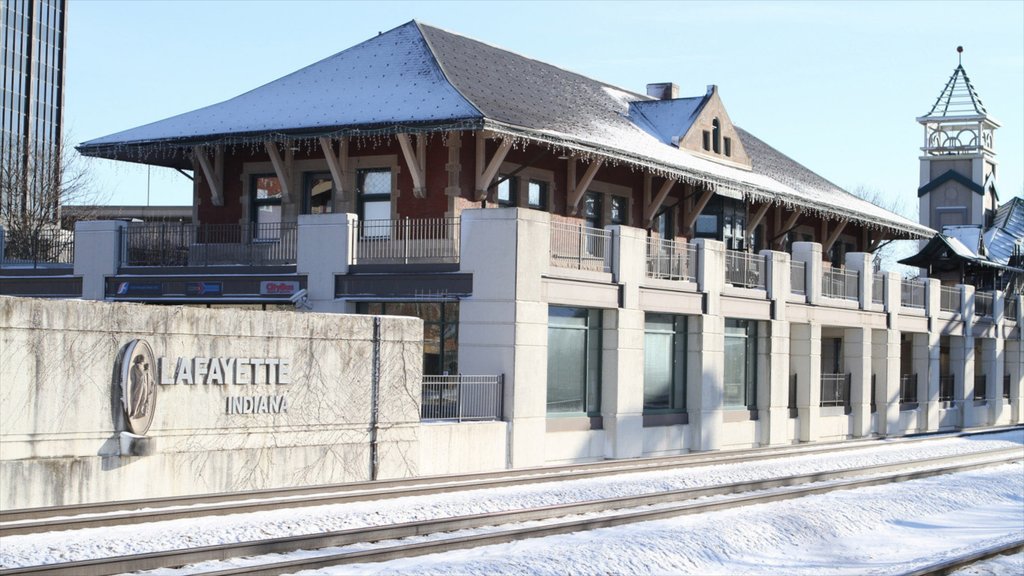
left=260, top=281, right=300, bottom=296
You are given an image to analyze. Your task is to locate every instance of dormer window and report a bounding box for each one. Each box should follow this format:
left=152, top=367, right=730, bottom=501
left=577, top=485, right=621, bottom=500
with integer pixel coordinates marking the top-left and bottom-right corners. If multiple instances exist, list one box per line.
left=712, top=118, right=721, bottom=154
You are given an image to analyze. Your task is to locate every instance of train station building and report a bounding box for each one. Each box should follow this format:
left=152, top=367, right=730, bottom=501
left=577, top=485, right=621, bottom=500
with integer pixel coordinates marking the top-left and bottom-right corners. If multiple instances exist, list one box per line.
left=1, top=21, right=1020, bottom=506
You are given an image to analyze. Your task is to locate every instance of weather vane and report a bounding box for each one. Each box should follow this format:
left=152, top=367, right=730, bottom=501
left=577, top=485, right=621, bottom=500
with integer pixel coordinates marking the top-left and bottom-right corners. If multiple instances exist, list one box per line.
left=957, top=45, right=963, bottom=65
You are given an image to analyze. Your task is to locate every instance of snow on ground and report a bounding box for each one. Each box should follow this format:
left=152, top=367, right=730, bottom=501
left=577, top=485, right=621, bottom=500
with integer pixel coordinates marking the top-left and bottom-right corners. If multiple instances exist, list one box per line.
left=951, top=551, right=1024, bottom=575
left=1, top=431, right=1021, bottom=569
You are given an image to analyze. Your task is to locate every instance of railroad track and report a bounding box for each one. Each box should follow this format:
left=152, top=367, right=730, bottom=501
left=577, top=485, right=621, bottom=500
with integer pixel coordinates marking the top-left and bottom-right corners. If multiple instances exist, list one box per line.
left=2, top=447, right=1019, bottom=576
left=900, top=538, right=1024, bottom=575
left=2, top=425, right=1019, bottom=537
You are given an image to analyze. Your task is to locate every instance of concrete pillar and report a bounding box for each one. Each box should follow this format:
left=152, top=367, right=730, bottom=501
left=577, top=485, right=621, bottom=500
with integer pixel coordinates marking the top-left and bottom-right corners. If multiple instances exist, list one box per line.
left=982, top=329, right=1004, bottom=425
left=296, top=213, right=355, bottom=313
left=762, top=320, right=792, bottom=446
left=792, top=242, right=822, bottom=306
left=73, top=220, right=126, bottom=300
left=1007, top=325, right=1022, bottom=424
left=844, top=252, right=873, bottom=310
left=845, top=327, right=872, bottom=437
left=762, top=250, right=791, bottom=318
left=960, top=285, right=978, bottom=428
left=690, top=239, right=724, bottom=451
left=792, top=322, right=821, bottom=442
left=911, top=331, right=939, bottom=432
left=872, top=328, right=901, bottom=436
left=459, top=207, right=550, bottom=468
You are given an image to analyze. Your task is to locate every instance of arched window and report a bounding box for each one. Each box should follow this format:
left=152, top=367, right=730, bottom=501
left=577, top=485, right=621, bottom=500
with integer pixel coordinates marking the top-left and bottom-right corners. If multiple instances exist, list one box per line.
left=712, top=118, right=721, bottom=154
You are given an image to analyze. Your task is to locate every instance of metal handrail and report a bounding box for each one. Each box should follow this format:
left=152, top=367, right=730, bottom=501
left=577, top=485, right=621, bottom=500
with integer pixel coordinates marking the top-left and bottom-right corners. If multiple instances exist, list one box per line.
left=0, top=227, right=74, bottom=267
left=822, top=267, right=859, bottom=301
left=645, top=237, right=696, bottom=282
left=871, top=273, right=884, bottom=305
left=940, top=285, right=961, bottom=313
left=725, top=250, right=765, bottom=289
left=901, top=278, right=925, bottom=309
left=421, top=374, right=503, bottom=422
left=549, top=220, right=612, bottom=273
left=899, top=373, right=918, bottom=404
left=974, top=292, right=993, bottom=317
left=973, top=374, right=987, bottom=401
left=938, top=375, right=955, bottom=402
left=820, top=373, right=851, bottom=408
left=352, top=217, right=460, bottom=264
left=790, top=261, right=806, bottom=296
left=121, top=222, right=298, bottom=267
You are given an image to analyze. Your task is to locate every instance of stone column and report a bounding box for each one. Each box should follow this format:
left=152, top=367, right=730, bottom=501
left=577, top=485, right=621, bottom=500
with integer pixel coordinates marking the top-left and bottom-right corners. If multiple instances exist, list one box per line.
left=983, top=291, right=1005, bottom=425
left=872, top=328, right=901, bottom=436
left=1008, top=294, right=1023, bottom=424
left=845, top=326, right=872, bottom=437
left=459, top=207, right=549, bottom=468
left=960, top=285, right=977, bottom=428
left=296, top=213, right=355, bottom=313
left=762, top=250, right=792, bottom=446
left=74, top=220, right=126, bottom=300
left=792, top=242, right=822, bottom=306
left=689, top=239, right=724, bottom=451
left=920, top=278, right=942, bottom=431
left=844, top=252, right=873, bottom=310
left=792, top=322, right=821, bottom=442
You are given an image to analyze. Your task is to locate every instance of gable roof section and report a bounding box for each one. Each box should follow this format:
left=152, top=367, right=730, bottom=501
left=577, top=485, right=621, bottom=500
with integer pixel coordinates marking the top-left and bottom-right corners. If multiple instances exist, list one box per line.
left=628, top=96, right=708, bottom=145
left=918, top=169, right=985, bottom=197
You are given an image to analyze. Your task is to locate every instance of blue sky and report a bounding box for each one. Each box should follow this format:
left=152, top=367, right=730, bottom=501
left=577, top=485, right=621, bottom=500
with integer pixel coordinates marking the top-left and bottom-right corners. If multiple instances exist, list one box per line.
left=66, top=0, right=1023, bottom=213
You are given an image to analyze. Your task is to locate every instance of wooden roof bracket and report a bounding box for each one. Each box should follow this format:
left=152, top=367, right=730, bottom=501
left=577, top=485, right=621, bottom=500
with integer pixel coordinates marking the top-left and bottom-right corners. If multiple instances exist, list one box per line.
left=397, top=133, right=427, bottom=198
left=681, top=187, right=715, bottom=235
left=822, top=220, right=849, bottom=255
left=747, top=202, right=771, bottom=231
left=643, top=178, right=677, bottom=227
left=192, top=145, right=224, bottom=206
left=772, top=208, right=803, bottom=249
left=475, top=133, right=512, bottom=200
left=318, top=136, right=350, bottom=203
left=567, top=158, right=603, bottom=215
left=264, top=141, right=293, bottom=202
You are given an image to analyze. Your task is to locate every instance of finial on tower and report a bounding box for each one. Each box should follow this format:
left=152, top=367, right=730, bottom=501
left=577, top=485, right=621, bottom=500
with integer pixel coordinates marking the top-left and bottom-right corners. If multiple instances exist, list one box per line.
left=957, top=45, right=963, bottom=65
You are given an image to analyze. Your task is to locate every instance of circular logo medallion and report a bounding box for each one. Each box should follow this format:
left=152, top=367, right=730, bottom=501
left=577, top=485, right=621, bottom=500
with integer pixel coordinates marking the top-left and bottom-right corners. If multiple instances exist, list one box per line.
left=119, top=339, right=158, bottom=435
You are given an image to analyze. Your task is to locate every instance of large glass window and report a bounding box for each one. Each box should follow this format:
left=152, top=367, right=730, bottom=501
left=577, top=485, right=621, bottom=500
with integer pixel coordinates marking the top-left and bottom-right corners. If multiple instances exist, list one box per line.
left=496, top=175, right=518, bottom=207
left=653, top=207, right=675, bottom=238
left=303, top=172, right=334, bottom=215
left=644, top=314, right=686, bottom=413
left=357, top=302, right=459, bottom=376
left=610, top=196, right=628, bottom=226
left=357, top=168, right=392, bottom=222
left=251, top=174, right=282, bottom=240
left=547, top=307, right=602, bottom=415
left=528, top=180, right=548, bottom=210
left=724, top=319, right=757, bottom=409
left=583, top=192, right=603, bottom=229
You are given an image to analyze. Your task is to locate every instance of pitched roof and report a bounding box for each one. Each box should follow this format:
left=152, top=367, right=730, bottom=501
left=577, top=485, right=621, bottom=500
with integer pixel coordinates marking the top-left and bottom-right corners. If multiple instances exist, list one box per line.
left=920, top=63, right=988, bottom=119
left=78, top=20, right=933, bottom=239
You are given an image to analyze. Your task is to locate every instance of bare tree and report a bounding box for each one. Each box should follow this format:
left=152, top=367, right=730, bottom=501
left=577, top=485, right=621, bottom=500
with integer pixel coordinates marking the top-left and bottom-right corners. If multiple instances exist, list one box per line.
left=851, top=185, right=921, bottom=276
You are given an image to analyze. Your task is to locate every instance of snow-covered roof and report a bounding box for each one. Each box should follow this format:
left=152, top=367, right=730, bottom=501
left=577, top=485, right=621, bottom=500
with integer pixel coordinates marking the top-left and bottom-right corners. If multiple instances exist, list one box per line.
left=629, top=96, right=708, bottom=145
left=78, top=20, right=933, bottom=238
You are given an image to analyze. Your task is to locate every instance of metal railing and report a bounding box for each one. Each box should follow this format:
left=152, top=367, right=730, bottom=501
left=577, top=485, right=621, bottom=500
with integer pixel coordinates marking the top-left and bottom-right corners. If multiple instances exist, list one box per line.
left=820, top=373, right=851, bottom=408
left=1006, top=297, right=1019, bottom=321
left=121, top=222, right=298, bottom=267
left=724, top=250, right=764, bottom=289
left=549, top=220, right=612, bottom=273
left=788, top=373, right=798, bottom=418
left=790, top=261, right=806, bottom=296
left=822, top=267, right=859, bottom=301
left=421, top=374, right=503, bottom=422
left=973, top=374, right=987, bottom=401
left=352, top=217, right=460, bottom=265
left=901, top=278, right=925, bottom=309
left=940, top=285, right=961, bottom=313
left=646, top=237, right=696, bottom=282
left=899, top=373, right=918, bottom=404
left=1, top=227, right=74, bottom=267
left=872, top=273, right=885, bottom=305
left=939, top=375, right=955, bottom=402
left=870, top=374, right=877, bottom=413
left=1004, top=374, right=1012, bottom=399
left=974, top=292, right=993, bottom=317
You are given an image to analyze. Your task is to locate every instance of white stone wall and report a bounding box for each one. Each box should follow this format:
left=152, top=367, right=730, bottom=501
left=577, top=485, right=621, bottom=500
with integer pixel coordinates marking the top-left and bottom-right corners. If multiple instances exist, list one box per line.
left=0, top=296, right=422, bottom=508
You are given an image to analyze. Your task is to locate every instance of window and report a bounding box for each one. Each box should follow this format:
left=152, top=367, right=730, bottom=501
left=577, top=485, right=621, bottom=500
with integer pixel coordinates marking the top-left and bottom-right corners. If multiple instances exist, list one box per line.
left=702, top=130, right=711, bottom=151
left=724, top=319, right=757, bottom=409
left=357, top=168, right=392, bottom=221
left=528, top=179, right=548, bottom=210
left=653, top=207, right=675, bottom=238
left=251, top=174, right=282, bottom=240
left=610, top=196, right=628, bottom=226
left=547, top=307, right=602, bottom=415
left=712, top=118, right=721, bottom=154
left=583, top=191, right=603, bottom=229
left=303, top=172, right=334, bottom=215
left=724, top=137, right=732, bottom=157
left=644, top=314, right=686, bottom=413
left=496, top=175, right=518, bottom=207
left=357, top=302, right=459, bottom=376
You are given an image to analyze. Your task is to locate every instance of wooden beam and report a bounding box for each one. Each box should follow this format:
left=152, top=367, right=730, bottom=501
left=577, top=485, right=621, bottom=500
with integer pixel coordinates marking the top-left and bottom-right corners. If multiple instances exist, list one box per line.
left=396, top=133, right=427, bottom=198
left=475, top=135, right=513, bottom=200
left=822, top=220, right=848, bottom=254
left=318, top=137, right=350, bottom=205
left=192, top=146, right=223, bottom=206
left=681, top=188, right=715, bottom=234
left=643, top=178, right=676, bottom=226
left=444, top=131, right=462, bottom=197
left=868, top=232, right=889, bottom=252
left=748, top=202, right=770, bottom=231
left=264, top=141, right=292, bottom=202
left=774, top=208, right=803, bottom=249
left=567, top=159, right=603, bottom=215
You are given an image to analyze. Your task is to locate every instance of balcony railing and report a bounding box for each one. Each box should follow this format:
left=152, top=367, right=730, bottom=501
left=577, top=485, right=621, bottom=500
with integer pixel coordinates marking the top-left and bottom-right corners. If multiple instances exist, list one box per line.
left=820, top=373, right=851, bottom=409
left=940, top=285, right=961, bottom=313
left=822, top=267, right=859, bottom=301
left=872, top=273, right=884, bottom=305
left=973, top=374, right=987, bottom=401
left=121, top=222, right=298, bottom=267
left=974, top=292, right=993, bottom=317
left=1006, top=297, right=1019, bottom=321
left=790, top=261, right=806, bottom=296
left=939, top=375, right=955, bottom=402
left=901, top=278, right=925, bottom=309
left=1, top=227, right=74, bottom=267
left=549, top=221, right=612, bottom=273
left=646, top=237, right=696, bottom=282
left=899, top=373, right=918, bottom=404
left=421, top=374, right=503, bottom=422
left=352, top=217, right=460, bottom=265
left=724, top=250, right=764, bottom=289
left=1004, top=373, right=1011, bottom=399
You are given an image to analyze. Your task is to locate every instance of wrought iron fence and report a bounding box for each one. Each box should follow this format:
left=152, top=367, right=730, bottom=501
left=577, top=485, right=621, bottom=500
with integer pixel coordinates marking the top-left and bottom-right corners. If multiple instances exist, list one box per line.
left=872, top=273, right=885, bottom=305
left=724, top=250, right=764, bottom=289
left=645, top=237, right=696, bottom=282
left=1, top=227, right=74, bottom=267
left=974, top=292, right=993, bottom=317
left=121, top=222, right=298, bottom=267
left=790, top=261, right=806, bottom=296
left=939, top=375, right=955, bottom=402
left=822, top=267, right=859, bottom=301
left=973, top=374, right=987, bottom=401
left=421, top=374, right=503, bottom=422
left=900, top=278, right=925, bottom=309
left=549, top=220, right=612, bottom=273
left=352, top=217, right=460, bottom=264
left=1006, top=297, right=1019, bottom=321
left=899, top=373, right=918, bottom=404
left=820, top=373, right=851, bottom=408
left=940, top=285, right=961, bottom=313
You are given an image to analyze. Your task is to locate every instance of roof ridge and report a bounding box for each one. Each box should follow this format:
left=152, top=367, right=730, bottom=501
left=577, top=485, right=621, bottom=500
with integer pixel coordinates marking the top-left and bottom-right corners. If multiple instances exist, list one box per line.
left=923, top=63, right=988, bottom=118
left=412, top=21, right=486, bottom=120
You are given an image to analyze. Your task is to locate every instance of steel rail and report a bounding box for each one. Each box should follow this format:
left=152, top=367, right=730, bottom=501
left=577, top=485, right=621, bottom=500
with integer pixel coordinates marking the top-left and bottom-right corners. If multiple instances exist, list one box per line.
left=2, top=424, right=1018, bottom=535
left=2, top=449, right=1019, bottom=576
left=899, top=538, right=1024, bottom=576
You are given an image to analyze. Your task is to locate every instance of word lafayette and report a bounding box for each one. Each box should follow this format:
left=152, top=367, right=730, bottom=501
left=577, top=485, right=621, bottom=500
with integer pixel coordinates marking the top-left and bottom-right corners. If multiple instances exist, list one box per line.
left=157, top=357, right=290, bottom=386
